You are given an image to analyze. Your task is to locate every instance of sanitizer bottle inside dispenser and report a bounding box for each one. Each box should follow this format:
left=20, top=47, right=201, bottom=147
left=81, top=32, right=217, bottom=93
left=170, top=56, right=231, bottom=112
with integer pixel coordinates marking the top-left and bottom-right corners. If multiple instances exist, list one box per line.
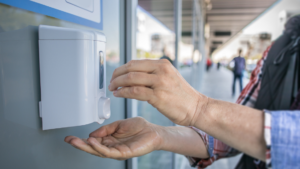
left=38, top=25, right=110, bottom=130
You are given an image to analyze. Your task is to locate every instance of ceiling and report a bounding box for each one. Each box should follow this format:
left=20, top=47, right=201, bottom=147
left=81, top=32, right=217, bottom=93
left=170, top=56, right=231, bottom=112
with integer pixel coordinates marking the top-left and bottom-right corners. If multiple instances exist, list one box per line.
left=138, top=0, right=278, bottom=54
left=207, top=0, right=278, bottom=53
left=138, top=0, right=197, bottom=44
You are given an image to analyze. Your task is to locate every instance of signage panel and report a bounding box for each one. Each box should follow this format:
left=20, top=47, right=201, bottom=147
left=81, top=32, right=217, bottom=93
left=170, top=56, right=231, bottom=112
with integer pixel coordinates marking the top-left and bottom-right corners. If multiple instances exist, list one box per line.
left=0, top=0, right=103, bottom=30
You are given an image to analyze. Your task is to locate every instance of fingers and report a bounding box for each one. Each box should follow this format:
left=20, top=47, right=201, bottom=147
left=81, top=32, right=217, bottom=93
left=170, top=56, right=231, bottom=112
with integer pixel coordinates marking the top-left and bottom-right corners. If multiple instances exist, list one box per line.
left=111, top=60, right=159, bottom=82
left=89, top=120, right=121, bottom=138
left=113, top=86, right=154, bottom=102
left=109, top=72, right=156, bottom=91
left=65, top=136, right=104, bottom=157
left=87, top=137, right=126, bottom=159
left=65, top=136, right=131, bottom=160
left=65, top=136, right=77, bottom=143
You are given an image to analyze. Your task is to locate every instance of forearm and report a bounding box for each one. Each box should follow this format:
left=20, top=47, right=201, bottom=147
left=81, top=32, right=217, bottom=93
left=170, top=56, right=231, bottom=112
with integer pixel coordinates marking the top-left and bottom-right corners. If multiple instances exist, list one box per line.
left=193, top=97, right=266, bottom=161
left=158, top=126, right=209, bottom=158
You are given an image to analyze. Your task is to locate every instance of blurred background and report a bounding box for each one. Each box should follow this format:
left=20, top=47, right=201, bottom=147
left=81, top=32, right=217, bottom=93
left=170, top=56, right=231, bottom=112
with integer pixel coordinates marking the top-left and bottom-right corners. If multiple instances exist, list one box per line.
left=133, top=0, right=300, bottom=169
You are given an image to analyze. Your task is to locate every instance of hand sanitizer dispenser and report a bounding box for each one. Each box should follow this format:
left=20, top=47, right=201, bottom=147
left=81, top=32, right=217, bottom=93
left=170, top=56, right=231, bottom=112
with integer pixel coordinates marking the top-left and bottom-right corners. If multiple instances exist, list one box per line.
left=38, top=25, right=110, bottom=130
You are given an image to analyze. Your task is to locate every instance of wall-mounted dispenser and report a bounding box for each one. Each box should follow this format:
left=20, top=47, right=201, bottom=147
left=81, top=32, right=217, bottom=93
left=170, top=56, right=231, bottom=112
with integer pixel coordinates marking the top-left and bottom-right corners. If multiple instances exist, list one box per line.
left=38, top=25, right=110, bottom=130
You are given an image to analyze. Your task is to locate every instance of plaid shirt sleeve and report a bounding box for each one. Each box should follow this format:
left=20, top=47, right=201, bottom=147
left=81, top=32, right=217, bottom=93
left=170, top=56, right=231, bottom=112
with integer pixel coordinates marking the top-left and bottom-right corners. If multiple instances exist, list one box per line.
left=186, top=127, right=240, bottom=169
left=186, top=45, right=273, bottom=169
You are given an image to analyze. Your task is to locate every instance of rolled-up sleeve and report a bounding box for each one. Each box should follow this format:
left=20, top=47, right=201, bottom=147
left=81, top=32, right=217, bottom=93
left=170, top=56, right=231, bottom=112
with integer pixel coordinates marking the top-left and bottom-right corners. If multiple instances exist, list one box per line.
left=186, top=127, right=240, bottom=169
left=187, top=110, right=300, bottom=169
left=267, top=110, right=300, bottom=169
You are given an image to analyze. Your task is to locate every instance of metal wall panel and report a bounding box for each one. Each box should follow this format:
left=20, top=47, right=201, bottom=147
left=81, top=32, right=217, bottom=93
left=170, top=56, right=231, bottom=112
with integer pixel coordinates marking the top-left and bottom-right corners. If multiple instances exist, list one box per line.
left=0, top=1, right=126, bottom=168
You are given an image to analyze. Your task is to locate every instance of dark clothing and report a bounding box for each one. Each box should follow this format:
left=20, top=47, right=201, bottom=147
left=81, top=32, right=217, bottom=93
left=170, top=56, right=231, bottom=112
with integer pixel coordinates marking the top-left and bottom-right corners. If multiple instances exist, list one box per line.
left=206, top=64, right=211, bottom=71
left=232, top=74, right=243, bottom=96
left=254, top=33, right=298, bottom=110
left=284, top=14, right=300, bottom=37
left=232, top=56, right=245, bottom=95
left=206, top=58, right=212, bottom=71
left=232, top=56, right=245, bottom=75
left=236, top=15, right=300, bottom=169
left=160, top=55, right=173, bottom=64
left=291, top=90, right=300, bottom=110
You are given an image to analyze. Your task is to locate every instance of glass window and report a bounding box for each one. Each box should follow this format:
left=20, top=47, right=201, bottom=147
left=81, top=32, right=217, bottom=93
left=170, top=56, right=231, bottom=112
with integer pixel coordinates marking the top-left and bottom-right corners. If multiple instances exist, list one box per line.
left=0, top=1, right=125, bottom=169
left=134, top=6, right=174, bottom=169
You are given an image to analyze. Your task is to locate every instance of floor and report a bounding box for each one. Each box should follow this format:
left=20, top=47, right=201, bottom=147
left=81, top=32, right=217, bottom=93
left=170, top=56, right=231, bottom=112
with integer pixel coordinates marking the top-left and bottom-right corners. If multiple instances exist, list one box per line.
left=200, top=66, right=248, bottom=103
left=178, top=65, right=249, bottom=169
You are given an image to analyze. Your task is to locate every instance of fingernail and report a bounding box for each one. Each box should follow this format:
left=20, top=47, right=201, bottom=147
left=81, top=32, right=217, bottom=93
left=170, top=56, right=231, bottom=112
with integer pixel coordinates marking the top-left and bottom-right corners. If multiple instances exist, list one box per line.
left=108, top=84, right=111, bottom=90
left=113, top=90, right=118, bottom=96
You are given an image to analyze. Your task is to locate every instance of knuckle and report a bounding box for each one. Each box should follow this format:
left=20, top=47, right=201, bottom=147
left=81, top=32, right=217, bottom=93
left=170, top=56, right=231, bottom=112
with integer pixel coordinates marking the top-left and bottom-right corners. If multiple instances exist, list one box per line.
left=156, top=76, right=168, bottom=87
left=159, top=63, right=172, bottom=73
left=118, top=87, right=125, bottom=95
left=126, top=60, right=136, bottom=70
left=155, top=90, right=167, bottom=101
left=130, top=86, right=140, bottom=95
left=127, top=72, right=135, bottom=80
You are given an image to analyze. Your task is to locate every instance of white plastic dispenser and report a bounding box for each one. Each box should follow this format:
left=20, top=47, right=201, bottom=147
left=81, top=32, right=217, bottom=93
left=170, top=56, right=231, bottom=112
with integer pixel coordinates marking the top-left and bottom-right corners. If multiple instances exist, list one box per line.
left=38, top=25, right=110, bottom=130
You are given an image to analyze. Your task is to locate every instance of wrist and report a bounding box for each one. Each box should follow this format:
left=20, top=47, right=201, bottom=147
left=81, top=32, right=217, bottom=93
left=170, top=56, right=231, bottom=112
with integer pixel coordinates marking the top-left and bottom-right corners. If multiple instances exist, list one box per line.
left=149, top=123, right=166, bottom=151
left=189, top=93, right=210, bottom=127
left=154, top=125, right=177, bottom=152
left=155, top=126, right=174, bottom=152
left=154, top=125, right=211, bottom=158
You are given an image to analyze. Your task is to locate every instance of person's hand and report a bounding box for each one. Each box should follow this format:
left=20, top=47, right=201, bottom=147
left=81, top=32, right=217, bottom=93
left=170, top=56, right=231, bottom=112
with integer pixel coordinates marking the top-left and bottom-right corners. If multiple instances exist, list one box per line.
left=64, top=117, right=163, bottom=160
left=109, top=59, right=207, bottom=126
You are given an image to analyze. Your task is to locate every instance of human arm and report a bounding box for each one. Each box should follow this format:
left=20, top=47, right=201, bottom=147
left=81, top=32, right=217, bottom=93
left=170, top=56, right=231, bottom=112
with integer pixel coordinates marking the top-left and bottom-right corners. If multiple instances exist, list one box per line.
left=159, top=126, right=209, bottom=158
left=190, top=52, right=270, bottom=168
left=65, top=117, right=209, bottom=160
left=192, top=98, right=266, bottom=161
left=108, top=59, right=266, bottom=161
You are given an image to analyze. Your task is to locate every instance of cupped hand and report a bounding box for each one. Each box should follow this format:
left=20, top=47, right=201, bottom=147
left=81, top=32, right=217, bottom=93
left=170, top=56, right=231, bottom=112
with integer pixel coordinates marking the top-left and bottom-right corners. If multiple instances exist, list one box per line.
left=64, top=117, right=163, bottom=160
left=109, top=59, right=207, bottom=126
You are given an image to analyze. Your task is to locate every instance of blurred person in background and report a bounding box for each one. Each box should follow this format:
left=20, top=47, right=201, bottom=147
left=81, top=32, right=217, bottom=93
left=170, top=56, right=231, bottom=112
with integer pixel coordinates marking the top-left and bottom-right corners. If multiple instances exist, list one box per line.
left=206, top=57, right=212, bottom=71
left=217, top=62, right=221, bottom=70
left=232, top=49, right=246, bottom=96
